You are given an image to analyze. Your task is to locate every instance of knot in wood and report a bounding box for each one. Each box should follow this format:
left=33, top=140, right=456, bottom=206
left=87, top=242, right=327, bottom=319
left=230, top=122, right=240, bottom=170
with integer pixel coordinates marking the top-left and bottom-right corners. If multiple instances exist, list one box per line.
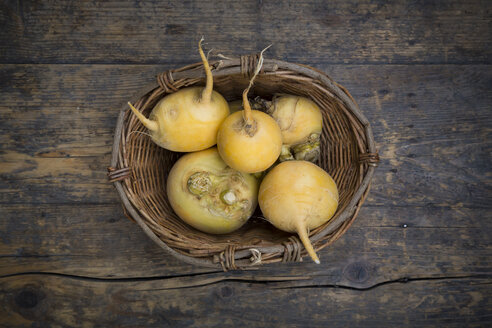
left=240, top=53, right=262, bottom=78
left=343, top=262, right=370, bottom=283
left=107, top=166, right=131, bottom=183
left=15, top=288, right=44, bottom=309
left=220, top=286, right=234, bottom=298
left=282, top=236, right=303, bottom=262
left=359, top=152, right=380, bottom=167
left=157, top=70, right=179, bottom=93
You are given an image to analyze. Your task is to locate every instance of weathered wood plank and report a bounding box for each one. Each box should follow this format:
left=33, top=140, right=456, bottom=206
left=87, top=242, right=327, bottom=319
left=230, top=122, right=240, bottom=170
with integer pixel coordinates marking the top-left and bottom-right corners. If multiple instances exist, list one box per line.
left=1, top=274, right=490, bottom=327
left=1, top=204, right=490, bottom=286
left=1, top=63, right=489, bottom=289
left=326, top=65, right=492, bottom=209
left=1, top=0, right=490, bottom=325
left=0, top=153, right=119, bottom=204
left=1, top=64, right=490, bottom=206
left=0, top=0, right=491, bottom=65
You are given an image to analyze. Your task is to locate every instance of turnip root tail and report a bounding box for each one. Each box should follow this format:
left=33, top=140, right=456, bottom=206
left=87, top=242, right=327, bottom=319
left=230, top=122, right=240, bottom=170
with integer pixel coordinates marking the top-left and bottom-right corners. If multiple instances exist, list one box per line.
left=296, top=221, right=320, bottom=264
left=128, top=102, right=158, bottom=132
left=242, top=45, right=272, bottom=127
left=198, top=37, right=213, bottom=103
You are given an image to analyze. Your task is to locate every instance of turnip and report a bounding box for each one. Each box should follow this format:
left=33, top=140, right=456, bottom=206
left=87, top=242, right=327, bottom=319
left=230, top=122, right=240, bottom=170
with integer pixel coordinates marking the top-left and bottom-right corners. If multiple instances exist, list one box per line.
left=267, top=95, right=322, bottom=162
left=258, top=161, right=338, bottom=263
left=217, top=49, right=282, bottom=173
left=128, top=38, right=229, bottom=152
left=167, top=147, right=259, bottom=234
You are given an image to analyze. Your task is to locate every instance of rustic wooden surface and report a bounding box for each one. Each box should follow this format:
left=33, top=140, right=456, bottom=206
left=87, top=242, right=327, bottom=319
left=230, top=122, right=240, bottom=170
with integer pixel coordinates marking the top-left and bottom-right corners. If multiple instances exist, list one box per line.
left=1, top=0, right=491, bottom=327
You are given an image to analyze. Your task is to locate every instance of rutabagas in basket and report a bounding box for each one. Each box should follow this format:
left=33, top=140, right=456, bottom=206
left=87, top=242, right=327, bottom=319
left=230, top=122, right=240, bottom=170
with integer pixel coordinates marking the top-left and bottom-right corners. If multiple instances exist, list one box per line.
left=111, top=41, right=378, bottom=268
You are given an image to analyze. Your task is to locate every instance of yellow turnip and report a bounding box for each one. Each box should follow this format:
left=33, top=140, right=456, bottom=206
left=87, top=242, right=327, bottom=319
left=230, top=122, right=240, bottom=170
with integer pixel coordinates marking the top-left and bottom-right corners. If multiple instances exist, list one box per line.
left=167, top=147, right=259, bottom=234
left=217, top=49, right=282, bottom=173
left=128, top=38, right=229, bottom=152
left=267, top=95, right=322, bottom=162
left=258, top=161, right=338, bottom=263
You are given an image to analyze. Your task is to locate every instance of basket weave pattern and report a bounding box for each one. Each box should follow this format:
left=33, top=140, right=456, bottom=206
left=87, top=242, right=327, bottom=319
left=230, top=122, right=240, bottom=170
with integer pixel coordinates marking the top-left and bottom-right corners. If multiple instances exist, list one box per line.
left=109, top=57, right=378, bottom=270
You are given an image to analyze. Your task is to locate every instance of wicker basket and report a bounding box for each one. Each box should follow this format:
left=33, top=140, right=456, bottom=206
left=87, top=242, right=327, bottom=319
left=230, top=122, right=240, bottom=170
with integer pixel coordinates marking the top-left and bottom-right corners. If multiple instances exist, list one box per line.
left=108, top=55, right=379, bottom=270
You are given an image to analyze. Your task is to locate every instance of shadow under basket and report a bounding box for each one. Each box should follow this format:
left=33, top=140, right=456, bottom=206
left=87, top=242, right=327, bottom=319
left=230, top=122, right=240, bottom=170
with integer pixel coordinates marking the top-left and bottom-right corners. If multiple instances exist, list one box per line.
left=108, top=57, right=379, bottom=271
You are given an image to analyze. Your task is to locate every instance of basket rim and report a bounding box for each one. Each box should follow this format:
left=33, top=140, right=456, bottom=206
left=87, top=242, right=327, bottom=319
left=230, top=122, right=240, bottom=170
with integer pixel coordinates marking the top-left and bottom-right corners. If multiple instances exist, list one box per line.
left=110, top=58, right=377, bottom=269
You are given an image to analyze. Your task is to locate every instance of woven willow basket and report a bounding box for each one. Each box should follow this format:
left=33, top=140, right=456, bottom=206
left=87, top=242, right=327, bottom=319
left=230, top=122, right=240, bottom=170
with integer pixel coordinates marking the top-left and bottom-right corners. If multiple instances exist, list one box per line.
left=108, top=55, right=379, bottom=270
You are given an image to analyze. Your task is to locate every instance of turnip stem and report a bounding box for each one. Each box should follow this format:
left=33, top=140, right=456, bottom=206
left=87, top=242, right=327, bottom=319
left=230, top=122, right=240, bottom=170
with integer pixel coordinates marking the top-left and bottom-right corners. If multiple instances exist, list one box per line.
left=242, top=44, right=271, bottom=128
left=198, top=37, right=213, bottom=104
left=296, top=222, right=320, bottom=264
left=128, top=102, right=158, bottom=132
left=242, top=89, right=254, bottom=126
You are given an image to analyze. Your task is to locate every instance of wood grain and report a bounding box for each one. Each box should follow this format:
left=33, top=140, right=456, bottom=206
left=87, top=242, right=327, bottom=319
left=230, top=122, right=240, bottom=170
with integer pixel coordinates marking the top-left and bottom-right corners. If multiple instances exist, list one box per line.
left=1, top=274, right=490, bottom=327
left=1, top=0, right=491, bottom=325
left=1, top=204, right=490, bottom=287
left=1, top=64, right=490, bottom=205
left=0, top=0, right=491, bottom=65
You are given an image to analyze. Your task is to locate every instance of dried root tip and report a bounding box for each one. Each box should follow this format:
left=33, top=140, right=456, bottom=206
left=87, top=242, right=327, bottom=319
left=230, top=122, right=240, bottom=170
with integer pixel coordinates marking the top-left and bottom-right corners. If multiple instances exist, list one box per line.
left=252, top=96, right=272, bottom=111
left=198, top=37, right=213, bottom=103
left=243, top=120, right=258, bottom=137
left=220, top=190, right=237, bottom=205
left=127, top=102, right=158, bottom=132
left=296, top=222, right=320, bottom=264
left=292, top=134, right=321, bottom=162
left=187, top=172, right=212, bottom=196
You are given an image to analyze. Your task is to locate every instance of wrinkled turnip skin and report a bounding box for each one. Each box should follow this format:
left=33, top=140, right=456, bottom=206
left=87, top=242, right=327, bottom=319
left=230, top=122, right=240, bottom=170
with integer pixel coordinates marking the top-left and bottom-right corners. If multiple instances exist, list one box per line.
left=167, top=148, right=258, bottom=234
left=258, top=161, right=338, bottom=263
left=268, top=95, right=322, bottom=163
left=217, top=110, right=282, bottom=174
left=148, top=87, right=229, bottom=152
left=269, top=95, right=322, bottom=145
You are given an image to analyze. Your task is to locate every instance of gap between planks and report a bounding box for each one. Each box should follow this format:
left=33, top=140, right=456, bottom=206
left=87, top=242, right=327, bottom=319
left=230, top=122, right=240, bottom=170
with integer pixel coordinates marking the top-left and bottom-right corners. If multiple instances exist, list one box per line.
left=1, top=62, right=492, bottom=67
left=0, top=271, right=490, bottom=292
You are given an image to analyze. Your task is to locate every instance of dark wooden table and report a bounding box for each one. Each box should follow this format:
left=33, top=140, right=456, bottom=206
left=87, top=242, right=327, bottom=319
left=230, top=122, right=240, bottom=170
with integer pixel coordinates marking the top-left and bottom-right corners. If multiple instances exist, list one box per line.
left=1, top=1, right=491, bottom=326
